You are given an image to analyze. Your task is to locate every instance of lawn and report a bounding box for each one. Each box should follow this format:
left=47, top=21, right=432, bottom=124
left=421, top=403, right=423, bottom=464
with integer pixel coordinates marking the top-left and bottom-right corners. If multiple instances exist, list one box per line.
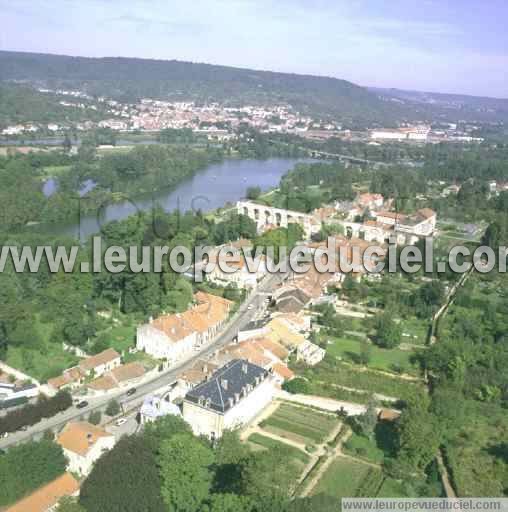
left=3, top=315, right=79, bottom=382
left=377, top=478, right=409, bottom=497
left=260, top=403, right=339, bottom=445
left=247, top=433, right=310, bottom=464
left=102, top=324, right=136, bottom=353
left=312, top=457, right=383, bottom=499
left=301, top=356, right=425, bottom=403
left=327, top=336, right=420, bottom=375
left=343, top=432, right=385, bottom=464
left=5, top=343, right=79, bottom=383
left=399, top=317, right=429, bottom=346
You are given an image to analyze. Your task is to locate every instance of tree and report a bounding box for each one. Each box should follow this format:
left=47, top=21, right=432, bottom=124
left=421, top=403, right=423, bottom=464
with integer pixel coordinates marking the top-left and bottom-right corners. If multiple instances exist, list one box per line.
left=282, top=378, right=309, bottom=394
left=396, top=393, right=441, bottom=475
left=0, top=439, right=67, bottom=507
left=239, top=447, right=294, bottom=504
left=158, top=433, right=215, bottom=512
left=144, top=414, right=192, bottom=454
left=88, top=410, right=102, bottom=425
left=80, top=435, right=165, bottom=512
left=356, top=397, right=378, bottom=439
left=374, top=312, right=401, bottom=349
left=246, top=186, right=261, bottom=200
left=358, top=340, right=372, bottom=365
left=203, top=493, right=254, bottom=512
left=105, top=399, right=121, bottom=417
left=214, top=430, right=250, bottom=493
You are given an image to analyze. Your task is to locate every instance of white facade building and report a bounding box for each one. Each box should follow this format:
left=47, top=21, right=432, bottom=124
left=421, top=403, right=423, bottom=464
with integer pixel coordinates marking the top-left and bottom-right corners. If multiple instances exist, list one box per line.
left=182, top=359, right=275, bottom=439
left=57, top=422, right=115, bottom=476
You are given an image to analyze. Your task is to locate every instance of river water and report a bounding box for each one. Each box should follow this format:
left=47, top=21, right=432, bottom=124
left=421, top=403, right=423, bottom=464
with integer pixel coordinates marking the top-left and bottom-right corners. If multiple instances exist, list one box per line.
left=39, top=157, right=313, bottom=241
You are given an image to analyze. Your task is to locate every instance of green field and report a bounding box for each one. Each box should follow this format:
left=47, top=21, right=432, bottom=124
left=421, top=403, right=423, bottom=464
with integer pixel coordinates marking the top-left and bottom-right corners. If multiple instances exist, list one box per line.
left=312, top=457, right=383, bottom=499
left=101, top=323, right=136, bottom=353
left=247, top=433, right=310, bottom=464
left=5, top=342, right=78, bottom=383
left=376, top=478, right=409, bottom=497
left=4, top=315, right=79, bottom=382
left=302, top=357, right=425, bottom=403
left=343, top=432, right=385, bottom=464
left=327, top=336, right=420, bottom=375
left=260, top=403, right=339, bottom=445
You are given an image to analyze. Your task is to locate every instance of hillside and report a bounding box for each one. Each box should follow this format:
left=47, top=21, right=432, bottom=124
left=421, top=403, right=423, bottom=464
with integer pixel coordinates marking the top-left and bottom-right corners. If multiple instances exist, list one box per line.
left=369, top=87, right=508, bottom=123
left=0, top=50, right=403, bottom=127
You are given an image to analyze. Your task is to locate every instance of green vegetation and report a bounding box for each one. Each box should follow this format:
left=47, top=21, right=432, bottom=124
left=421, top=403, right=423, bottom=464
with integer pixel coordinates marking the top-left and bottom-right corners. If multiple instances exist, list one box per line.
left=297, top=356, right=424, bottom=403
left=260, top=404, right=338, bottom=445
left=312, top=458, right=383, bottom=499
left=247, top=433, right=310, bottom=464
left=0, top=438, right=67, bottom=508
left=327, top=336, right=419, bottom=375
left=0, top=391, right=72, bottom=434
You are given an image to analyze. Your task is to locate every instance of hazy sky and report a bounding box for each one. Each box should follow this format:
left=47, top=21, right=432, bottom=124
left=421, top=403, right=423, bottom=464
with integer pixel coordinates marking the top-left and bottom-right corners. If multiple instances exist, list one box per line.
left=1, top=0, right=507, bottom=98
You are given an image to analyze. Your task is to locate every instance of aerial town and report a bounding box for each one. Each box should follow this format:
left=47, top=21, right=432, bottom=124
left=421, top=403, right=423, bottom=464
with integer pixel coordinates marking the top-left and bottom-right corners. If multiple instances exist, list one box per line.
left=0, top=5, right=507, bottom=510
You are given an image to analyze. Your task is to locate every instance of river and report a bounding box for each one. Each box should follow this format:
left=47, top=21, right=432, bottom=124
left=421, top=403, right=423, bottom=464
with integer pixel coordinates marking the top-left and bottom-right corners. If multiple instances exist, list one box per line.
left=38, top=157, right=314, bottom=241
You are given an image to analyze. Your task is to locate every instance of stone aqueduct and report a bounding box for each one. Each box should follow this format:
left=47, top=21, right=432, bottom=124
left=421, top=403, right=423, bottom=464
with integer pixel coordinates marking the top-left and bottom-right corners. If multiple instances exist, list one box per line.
left=236, top=201, right=314, bottom=237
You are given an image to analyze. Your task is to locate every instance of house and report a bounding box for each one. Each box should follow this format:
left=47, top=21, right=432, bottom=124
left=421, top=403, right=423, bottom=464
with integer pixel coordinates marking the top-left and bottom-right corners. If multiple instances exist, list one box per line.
left=182, top=359, right=275, bottom=439
left=356, top=193, right=384, bottom=210
left=5, top=472, right=80, bottom=512
left=78, top=348, right=121, bottom=378
left=140, top=395, right=182, bottom=425
left=297, top=340, right=326, bottom=366
left=266, top=318, right=307, bottom=350
left=373, top=208, right=436, bottom=238
left=272, top=362, right=295, bottom=385
left=57, top=421, right=116, bottom=476
left=178, top=360, right=219, bottom=390
left=205, top=241, right=268, bottom=290
left=137, top=293, right=232, bottom=364
left=87, top=362, right=145, bottom=393
left=237, top=317, right=271, bottom=342
left=47, top=366, right=85, bottom=392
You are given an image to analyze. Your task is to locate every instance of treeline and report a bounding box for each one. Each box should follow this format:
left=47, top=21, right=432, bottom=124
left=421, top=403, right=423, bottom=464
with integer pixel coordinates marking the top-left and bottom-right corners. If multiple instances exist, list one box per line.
left=0, top=391, right=72, bottom=434
left=79, top=414, right=338, bottom=512
left=0, top=438, right=67, bottom=507
left=0, top=83, right=107, bottom=128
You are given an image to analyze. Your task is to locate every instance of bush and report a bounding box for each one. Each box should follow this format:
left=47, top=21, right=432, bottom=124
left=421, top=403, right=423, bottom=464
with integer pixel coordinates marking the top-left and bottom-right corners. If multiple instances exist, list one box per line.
left=105, top=399, right=121, bottom=417
left=0, top=390, right=72, bottom=434
left=88, top=410, right=102, bottom=425
left=282, top=378, right=310, bottom=394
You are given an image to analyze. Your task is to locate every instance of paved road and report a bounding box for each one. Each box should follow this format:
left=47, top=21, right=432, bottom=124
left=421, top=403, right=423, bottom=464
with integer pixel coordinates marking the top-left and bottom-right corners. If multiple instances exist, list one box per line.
left=0, top=273, right=286, bottom=450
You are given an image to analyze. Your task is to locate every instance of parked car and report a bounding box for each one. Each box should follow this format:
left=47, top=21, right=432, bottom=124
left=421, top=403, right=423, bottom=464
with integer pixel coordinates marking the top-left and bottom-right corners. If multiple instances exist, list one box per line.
left=126, top=388, right=136, bottom=396
left=115, top=418, right=127, bottom=426
left=76, top=401, right=88, bottom=409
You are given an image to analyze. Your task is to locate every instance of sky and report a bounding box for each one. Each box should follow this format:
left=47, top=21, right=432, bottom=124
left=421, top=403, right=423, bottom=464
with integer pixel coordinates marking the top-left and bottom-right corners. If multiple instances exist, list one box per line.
left=1, top=0, right=507, bottom=98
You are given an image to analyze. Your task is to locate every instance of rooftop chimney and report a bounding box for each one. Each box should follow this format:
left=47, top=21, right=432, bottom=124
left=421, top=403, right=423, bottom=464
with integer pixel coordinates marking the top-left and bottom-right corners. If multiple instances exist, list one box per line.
left=221, top=378, right=228, bottom=390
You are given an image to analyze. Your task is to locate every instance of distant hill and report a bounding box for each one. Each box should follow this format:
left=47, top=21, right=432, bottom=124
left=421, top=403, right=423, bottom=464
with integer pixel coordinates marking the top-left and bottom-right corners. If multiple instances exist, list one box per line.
left=0, top=50, right=404, bottom=127
left=369, top=87, right=508, bottom=123
left=1, top=50, right=506, bottom=126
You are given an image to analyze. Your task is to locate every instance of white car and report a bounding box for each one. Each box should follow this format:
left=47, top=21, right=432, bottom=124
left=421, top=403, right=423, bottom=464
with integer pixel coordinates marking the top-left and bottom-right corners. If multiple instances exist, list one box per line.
left=115, top=418, right=127, bottom=427
left=247, top=304, right=254, bottom=310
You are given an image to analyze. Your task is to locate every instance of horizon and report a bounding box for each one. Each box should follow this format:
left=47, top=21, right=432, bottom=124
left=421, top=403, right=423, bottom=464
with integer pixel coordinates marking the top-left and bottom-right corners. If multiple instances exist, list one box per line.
left=2, top=47, right=508, bottom=102
left=1, top=0, right=507, bottom=99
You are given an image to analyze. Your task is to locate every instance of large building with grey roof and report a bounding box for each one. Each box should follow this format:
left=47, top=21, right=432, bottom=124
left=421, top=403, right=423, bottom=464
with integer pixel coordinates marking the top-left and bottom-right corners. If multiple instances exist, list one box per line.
left=182, top=359, right=275, bottom=439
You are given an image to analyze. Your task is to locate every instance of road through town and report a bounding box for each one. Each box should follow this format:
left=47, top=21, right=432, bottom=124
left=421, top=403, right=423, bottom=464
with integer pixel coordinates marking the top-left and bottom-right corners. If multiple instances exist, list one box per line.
left=0, top=273, right=285, bottom=450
